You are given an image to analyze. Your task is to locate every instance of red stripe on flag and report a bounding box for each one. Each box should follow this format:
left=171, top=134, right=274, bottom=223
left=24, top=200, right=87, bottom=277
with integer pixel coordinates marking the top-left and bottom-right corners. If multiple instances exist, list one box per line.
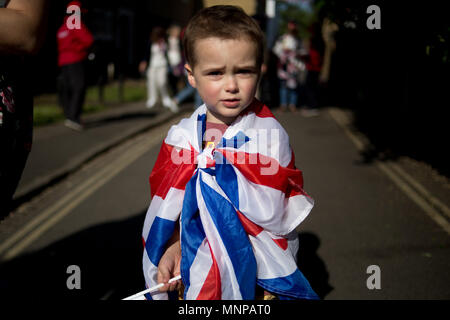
left=219, top=150, right=306, bottom=197
left=149, top=142, right=197, bottom=199
left=272, top=237, right=288, bottom=250
left=236, top=210, right=263, bottom=237
left=196, top=241, right=221, bottom=300
left=240, top=99, right=275, bottom=119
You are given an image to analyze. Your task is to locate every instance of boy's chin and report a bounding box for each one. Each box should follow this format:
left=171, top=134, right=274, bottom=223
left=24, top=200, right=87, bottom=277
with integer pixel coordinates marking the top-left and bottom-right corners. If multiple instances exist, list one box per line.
left=206, top=101, right=253, bottom=124
left=206, top=109, right=241, bottom=125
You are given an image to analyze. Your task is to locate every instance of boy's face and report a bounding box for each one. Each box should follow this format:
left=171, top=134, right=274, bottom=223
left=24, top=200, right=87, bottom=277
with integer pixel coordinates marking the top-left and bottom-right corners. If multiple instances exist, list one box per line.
left=186, top=37, right=261, bottom=125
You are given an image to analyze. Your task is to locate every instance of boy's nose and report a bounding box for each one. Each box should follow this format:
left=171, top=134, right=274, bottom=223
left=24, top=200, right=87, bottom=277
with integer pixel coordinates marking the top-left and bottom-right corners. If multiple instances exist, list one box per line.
left=224, top=76, right=239, bottom=93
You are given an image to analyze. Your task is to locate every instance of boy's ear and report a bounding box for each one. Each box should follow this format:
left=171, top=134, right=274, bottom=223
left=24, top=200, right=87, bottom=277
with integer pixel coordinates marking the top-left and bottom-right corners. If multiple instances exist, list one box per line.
left=185, top=63, right=197, bottom=88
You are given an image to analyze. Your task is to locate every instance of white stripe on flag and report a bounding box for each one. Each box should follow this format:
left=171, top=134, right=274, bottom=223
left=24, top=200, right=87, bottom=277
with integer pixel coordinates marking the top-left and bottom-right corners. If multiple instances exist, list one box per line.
left=185, top=238, right=213, bottom=299
left=250, top=231, right=298, bottom=279
left=142, top=250, right=168, bottom=300
left=142, top=188, right=185, bottom=239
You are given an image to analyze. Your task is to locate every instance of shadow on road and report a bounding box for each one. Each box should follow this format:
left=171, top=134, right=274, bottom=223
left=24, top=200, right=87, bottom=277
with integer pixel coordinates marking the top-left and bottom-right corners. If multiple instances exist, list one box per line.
left=83, top=110, right=158, bottom=129
left=0, top=212, right=147, bottom=300
left=297, top=232, right=333, bottom=299
left=0, top=214, right=332, bottom=300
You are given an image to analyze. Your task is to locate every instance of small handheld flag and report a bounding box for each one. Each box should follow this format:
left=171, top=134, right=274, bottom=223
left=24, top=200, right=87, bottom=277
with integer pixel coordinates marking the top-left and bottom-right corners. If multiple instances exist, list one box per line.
left=122, top=275, right=182, bottom=300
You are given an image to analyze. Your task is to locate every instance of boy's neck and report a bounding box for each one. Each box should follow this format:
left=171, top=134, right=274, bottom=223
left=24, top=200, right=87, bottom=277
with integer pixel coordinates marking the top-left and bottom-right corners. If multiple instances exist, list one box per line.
left=206, top=110, right=235, bottom=126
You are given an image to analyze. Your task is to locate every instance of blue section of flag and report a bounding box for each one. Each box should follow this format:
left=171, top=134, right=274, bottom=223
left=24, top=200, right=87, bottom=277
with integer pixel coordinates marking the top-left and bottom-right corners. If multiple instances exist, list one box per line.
left=197, top=113, right=207, bottom=151
left=180, top=171, right=207, bottom=298
left=257, top=269, right=320, bottom=300
left=199, top=173, right=257, bottom=300
left=144, top=292, right=153, bottom=300
left=219, top=130, right=250, bottom=149
left=145, top=216, right=176, bottom=266
left=215, top=162, right=239, bottom=208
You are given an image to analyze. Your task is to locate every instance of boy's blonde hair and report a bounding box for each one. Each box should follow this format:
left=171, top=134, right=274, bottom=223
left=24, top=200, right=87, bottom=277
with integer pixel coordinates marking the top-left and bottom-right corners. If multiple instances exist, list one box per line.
left=183, top=5, right=265, bottom=68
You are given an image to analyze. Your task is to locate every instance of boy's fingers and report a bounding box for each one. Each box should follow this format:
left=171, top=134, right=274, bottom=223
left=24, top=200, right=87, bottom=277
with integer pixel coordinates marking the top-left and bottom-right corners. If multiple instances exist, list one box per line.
left=175, top=280, right=182, bottom=292
left=168, top=279, right=181, bottom=292
left=157, top=269, right=170, bottom=292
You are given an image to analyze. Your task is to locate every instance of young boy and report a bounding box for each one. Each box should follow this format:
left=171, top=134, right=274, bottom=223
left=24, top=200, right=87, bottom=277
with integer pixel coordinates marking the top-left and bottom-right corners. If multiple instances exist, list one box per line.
left=142, top=5, right=318, bottom=300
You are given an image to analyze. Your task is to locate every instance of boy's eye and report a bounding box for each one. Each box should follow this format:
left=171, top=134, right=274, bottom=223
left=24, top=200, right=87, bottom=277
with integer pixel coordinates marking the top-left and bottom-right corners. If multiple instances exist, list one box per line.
left=207, top=71, right=222, bottom=76
left=237, top=69, right=255, bottom=75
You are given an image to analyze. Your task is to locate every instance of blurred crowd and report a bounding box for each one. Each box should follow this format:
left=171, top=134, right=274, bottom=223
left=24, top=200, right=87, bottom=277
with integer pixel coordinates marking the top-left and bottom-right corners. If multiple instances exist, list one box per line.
left=1, top=0, right=338, bottom=218
left=136, top=16, right=337, bottom=118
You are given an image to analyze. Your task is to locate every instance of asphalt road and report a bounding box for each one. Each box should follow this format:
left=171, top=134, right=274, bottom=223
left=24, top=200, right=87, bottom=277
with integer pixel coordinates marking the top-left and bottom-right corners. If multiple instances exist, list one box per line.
left=0, top=108, right=449, bottom=300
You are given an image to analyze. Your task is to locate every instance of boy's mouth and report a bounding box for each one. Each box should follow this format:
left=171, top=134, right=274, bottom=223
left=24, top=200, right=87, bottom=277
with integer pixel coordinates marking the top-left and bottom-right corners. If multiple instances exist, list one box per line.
left=221, top=98, right=240, bottom=108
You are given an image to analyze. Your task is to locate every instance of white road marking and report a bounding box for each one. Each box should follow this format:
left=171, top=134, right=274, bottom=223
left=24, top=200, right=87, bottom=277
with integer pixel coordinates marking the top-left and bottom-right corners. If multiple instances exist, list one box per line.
left=328, top=107, right=450, bottom=235
left=0, top=115, right=185, bottom=261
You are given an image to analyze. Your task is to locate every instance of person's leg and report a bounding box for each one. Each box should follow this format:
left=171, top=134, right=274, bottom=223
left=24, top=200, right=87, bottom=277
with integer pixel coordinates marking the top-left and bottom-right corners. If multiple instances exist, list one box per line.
left=0, top=144, right=28, bottom=218
left=146, top=67, right=157, bottom=108
left=158, top=67, right=178, bottom=112
left=301, top=71, right=320, bottom=117
left=288, top=87, right=298, bottom=112
left=68, top=62, right=86, bottom=124
left=0, top=103, right=30, bottom=218
left=60, top=65, right=72, bottom=120
left=306, top=71, right=319, bottom=109
left=57, top=71, right=66, bottom=112
left=194, top=91, right=203, bottom=109
left=309, top=71, right=320, bottom=109
left=278, top=80, right=287, bottom=111
left=174, top=78, right=195, bottom=104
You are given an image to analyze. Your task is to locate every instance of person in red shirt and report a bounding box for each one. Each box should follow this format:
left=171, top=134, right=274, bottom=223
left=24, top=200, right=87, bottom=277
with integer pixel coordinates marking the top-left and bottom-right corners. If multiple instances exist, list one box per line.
left=300, top=25, right=323, bottom=117
left=57, top=1, right=93, bottom=131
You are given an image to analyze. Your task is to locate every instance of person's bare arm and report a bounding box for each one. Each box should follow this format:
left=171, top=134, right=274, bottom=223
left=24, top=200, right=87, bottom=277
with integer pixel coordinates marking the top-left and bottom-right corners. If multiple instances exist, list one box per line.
left=0, top=0, right=48, bottom=54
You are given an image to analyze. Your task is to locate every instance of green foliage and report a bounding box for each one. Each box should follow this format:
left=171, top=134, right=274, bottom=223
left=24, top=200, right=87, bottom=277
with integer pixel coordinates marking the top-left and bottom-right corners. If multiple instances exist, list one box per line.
left=84, top=81, right=146, bottom=103
left=424, top=27, right=449, bottom=65
left=278, top=1, right=326, bottom=40
left=33, top=104, right=65, bottom=126
left=279, top=3, right=315, bottom=39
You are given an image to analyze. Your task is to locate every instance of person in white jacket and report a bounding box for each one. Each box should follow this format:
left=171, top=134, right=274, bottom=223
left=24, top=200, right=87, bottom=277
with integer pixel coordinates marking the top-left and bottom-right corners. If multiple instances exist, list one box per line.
left=139, top=26, right=179, bottom=112
left=167, top=24, right=183, bottom=94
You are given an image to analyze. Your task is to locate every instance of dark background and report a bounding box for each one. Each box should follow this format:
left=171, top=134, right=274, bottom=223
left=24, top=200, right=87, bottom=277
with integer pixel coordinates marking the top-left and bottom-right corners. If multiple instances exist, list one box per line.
left=29, top=0, right=449, bottom=178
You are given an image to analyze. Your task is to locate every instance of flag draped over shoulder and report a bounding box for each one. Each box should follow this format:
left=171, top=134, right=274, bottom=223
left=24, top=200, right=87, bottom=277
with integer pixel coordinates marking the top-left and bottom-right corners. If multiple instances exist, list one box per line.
left=142, top=99, right=319, bottom=300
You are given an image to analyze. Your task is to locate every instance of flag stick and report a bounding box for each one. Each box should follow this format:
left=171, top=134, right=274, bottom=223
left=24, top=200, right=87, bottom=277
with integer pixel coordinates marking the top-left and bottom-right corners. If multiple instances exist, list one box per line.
left=122, top=275, right=182, bottom=300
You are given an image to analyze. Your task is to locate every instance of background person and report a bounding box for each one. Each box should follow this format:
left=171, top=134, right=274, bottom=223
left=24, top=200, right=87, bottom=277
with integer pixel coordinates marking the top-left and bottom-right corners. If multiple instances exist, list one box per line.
left=300, top=24, right=324, bottom=117
left=272, top=21, right=306, bottom=113
left=139, top=26, right=179, bottom=113
left=0, top=0, right=48, bottom=219
left=56, top=0, right=94, bottom=131
left=167, top=24, right=184, bottom=95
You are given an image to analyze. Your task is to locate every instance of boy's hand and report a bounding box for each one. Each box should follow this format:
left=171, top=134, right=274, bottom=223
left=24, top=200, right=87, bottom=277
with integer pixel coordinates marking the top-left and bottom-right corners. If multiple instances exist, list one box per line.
left=157, top=238, right=182, bottom=292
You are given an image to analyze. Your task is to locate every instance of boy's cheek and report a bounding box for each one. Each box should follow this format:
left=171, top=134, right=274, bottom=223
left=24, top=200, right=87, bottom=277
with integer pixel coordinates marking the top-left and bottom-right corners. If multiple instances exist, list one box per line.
left=198, top=83, right=221, bottom=100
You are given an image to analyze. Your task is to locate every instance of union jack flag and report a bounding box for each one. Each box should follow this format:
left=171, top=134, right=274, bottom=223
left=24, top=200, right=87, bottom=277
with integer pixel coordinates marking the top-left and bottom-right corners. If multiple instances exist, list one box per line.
left=142, top=99, right=318, bottom=300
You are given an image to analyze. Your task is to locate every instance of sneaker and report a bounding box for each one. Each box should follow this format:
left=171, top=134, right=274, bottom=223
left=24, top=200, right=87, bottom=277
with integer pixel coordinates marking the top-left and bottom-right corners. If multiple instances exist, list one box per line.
left=288, top=104, right=297, bottom=113
left=278, top=105, right=287, bottom=113
left=167, top=99, right=179, bottom=113
left=64, top=119, right=84, bottom=131
left=146, top=100, right=155, bottom=109
left=300, top=108, right=320, bottom=117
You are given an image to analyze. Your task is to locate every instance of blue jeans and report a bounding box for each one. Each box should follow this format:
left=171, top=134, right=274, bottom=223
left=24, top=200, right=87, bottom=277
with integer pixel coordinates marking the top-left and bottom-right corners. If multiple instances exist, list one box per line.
left=279, top=81, right=298, bottom=106
left=175, top=78, right=203, bottom=108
